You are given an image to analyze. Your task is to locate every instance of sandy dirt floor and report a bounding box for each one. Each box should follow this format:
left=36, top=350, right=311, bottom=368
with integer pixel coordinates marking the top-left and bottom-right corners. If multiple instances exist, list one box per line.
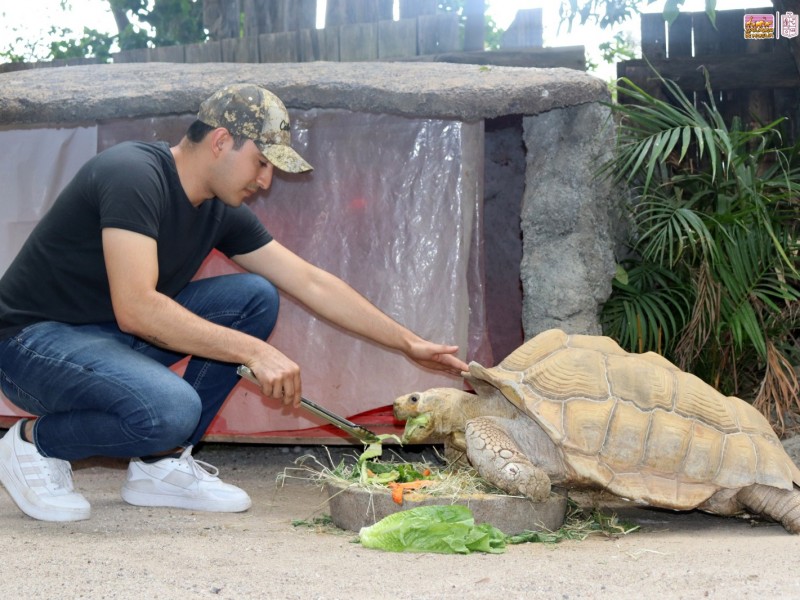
left=1, top=440, right=799, bottom=600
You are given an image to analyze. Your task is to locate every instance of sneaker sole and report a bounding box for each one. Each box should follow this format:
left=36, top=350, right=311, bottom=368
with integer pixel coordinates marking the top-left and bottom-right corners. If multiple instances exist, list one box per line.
left=0, top=446, right=91, bottom=522
left=120, top=486, right=252, bottom=513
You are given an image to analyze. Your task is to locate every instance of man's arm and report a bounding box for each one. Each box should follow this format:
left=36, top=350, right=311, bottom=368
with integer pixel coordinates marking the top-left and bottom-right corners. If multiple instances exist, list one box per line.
left=231, top=240, right=469, bottom=375
left=102, top=227, right=301, bottom=403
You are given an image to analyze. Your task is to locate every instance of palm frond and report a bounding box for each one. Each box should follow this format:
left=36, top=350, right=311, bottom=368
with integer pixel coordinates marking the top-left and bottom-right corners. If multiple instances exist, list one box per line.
left=601, top=262, right=691, bottom=354
left=599, top=63, right=800, bottom=431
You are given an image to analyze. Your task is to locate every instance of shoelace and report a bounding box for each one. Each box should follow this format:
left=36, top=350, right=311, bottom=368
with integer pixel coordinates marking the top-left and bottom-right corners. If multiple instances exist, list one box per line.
left=183, top=454, right=220, bottom=481
left=41, top=457, right=75, bottom=495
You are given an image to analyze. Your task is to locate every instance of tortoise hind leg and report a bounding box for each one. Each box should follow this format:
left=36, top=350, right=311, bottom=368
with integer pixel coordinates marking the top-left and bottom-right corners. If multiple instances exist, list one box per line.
left=736, top=484, right=800, bottom=534
left=465, top=417, right=551, bottom=502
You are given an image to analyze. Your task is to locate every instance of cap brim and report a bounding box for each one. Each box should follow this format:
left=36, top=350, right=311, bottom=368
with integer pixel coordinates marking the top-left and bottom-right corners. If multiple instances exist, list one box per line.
left=259, top=143, right=313, bottom=173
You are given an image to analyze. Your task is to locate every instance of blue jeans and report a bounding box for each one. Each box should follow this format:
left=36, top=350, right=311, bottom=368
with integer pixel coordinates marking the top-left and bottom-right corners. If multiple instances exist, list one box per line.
left=0, top=274, right=279, bottom=461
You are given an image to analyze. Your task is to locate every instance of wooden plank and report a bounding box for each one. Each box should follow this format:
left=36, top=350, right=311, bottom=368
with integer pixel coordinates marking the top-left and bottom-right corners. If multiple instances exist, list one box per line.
left=463, top=0, right=486, bottom=52
left=501, top=8, right=543, bottom=49
left=221, top=37, right=260, bottom=63
left=621, top=53, right=799, bottom=91
left=692, top=11, right=721, bottom=56
left=296, top=0, right=318, bottom=30
left=716, top=8, right=748, bottom=54
left=400, top=46, right=585, bottom=70
left=774, top=88, right=800, bottom=143
left=259, top=31, right=299, bottom=62
left=378, top=18, right=417, bottom=59
left=667, top=12, right=692, bottom=57
left=264, top=0, right=317, bottom=33
left=641, top=13, right=667, bottom=60
left=399, top=0, right=436, bottom=19
left=112, top=48, right=151, bottom=63
left=339, top=22, right=378, bottom=61
left=184, top=41, right=223, bottom=63
left=417, top=14, right=460, bottom=55
left=319, top=27, right=340, bottom=61
left=149, top=45, right=186, bottom=63
left=326, top=0, right=392, bottom=27
left=203, top=0, right=240, bottom=40
left=0, top=63, right=36, bottom=74
left=49, top=57, right=102, bottom=67
left=242, top=0, right=264, bottom=37
left=297, top=28, right=316, bottom=62
left=716, top=89, right=746, bottom=130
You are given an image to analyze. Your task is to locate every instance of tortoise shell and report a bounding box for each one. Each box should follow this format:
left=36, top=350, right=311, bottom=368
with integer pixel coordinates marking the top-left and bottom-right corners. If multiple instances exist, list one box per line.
left=467, top=329, right=800, bottom=510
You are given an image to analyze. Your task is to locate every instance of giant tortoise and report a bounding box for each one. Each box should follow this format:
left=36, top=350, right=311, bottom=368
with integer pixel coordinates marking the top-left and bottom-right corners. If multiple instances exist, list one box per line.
left=394, top=329, right=800, bottom=533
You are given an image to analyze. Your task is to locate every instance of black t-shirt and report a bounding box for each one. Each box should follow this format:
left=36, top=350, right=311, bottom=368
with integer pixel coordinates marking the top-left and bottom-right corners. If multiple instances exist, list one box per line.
left=0, top=141, right=272, bottom=340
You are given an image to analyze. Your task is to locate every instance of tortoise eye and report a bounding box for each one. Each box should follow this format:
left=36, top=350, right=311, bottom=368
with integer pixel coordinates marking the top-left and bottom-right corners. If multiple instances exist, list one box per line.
left=409, top=394, right=419, bottom=404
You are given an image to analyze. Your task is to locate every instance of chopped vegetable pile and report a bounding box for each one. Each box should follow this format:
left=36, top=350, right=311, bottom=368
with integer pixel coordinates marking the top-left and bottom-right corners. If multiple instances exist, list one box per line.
left=356, top=438, right=437, bottom=504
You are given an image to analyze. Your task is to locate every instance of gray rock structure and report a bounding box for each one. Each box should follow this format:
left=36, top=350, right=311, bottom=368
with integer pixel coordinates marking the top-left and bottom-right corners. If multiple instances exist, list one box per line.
left=521, top=102, right=617, bottom=338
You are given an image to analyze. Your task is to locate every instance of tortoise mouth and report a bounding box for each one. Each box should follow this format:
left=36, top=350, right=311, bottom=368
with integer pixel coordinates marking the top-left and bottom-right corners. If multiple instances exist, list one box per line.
left=400, top=412, right=433, bottom=443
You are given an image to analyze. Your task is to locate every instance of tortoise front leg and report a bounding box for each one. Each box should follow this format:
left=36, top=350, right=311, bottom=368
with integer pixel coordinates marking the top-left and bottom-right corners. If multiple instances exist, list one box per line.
left=465, top=417, right=551, bottom=502
left=443, top=432, right=470, bottom=467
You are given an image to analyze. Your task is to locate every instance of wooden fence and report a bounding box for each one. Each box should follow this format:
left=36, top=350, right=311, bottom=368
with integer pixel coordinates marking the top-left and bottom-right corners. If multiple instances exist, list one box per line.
left=617, top=7, right=800, bottom=143
left=116, top=13, right=463, bottom=64
left=0, top=8, right=580, bottom=74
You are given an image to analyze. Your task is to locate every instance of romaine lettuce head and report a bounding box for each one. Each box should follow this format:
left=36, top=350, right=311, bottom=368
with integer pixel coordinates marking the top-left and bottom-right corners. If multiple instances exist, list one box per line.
left=358, top=505, right=506, bottom=554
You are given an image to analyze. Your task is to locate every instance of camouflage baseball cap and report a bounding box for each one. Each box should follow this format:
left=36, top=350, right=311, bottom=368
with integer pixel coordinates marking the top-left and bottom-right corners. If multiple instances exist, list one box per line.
left=197, top=83, right=313, bottom=173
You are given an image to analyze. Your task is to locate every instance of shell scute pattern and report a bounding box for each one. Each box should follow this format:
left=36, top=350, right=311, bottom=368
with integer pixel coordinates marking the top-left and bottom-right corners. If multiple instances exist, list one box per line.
left=641, top=410, right=694, bottom=474
left=752, top=436, right=796, bottom=488
left=599, top=401, right=650, bottom=469
left=528, top=397, right=565, bottom=443
left=606, top=354, right=674, bottom=412
left=714, top=433, right=758, bottom=488
left=682, top=421, right=725, bottom=481
left=521, top=348, right=610, bottom=402
left=498, top=328, right=567, bottom=371
left=674, top=375, right=738, bottom=432
left=473, top=330, right=800, bottom=509
left=561, top=398, right=615, bottom=455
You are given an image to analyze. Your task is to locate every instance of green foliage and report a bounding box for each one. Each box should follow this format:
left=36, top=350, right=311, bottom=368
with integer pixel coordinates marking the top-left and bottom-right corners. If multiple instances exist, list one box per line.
left=437, top=1, right=504, bottom=51
left=507, top=501, right=639, bottom=544
left=559, top=0, right=718, bottom=28
left=1, top=0, right=205, bottom=61
left=600, top=67, right=800, bottom=430
left=109, top=0, right=205, bottom=50
left=598, top=31, right=636, bottom=64
left=49, top=27, right=116, bottom=61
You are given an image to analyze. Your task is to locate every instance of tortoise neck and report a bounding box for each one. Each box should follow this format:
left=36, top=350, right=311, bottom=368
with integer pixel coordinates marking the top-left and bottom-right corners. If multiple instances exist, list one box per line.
left=443, top=388, right=517, bottom=432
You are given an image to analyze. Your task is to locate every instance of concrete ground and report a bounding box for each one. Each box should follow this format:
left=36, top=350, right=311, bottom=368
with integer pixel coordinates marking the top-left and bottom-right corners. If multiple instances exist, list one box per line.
left=0, top=441, right=798, bottom=600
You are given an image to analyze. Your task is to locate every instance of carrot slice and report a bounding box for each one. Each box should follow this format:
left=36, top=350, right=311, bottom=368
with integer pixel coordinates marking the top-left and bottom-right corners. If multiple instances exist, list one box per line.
left=388, top=479, right=434, bottom=504
left=390, top=483, right=404, bottom=505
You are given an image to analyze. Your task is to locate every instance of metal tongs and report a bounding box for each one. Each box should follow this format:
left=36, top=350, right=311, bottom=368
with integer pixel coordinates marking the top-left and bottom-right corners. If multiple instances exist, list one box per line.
left=236, top=365, right=381, bottom=444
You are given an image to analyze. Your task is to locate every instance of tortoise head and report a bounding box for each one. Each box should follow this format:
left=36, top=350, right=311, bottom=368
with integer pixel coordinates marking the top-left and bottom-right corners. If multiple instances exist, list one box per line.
left=393, top=388, right=476, bottom=443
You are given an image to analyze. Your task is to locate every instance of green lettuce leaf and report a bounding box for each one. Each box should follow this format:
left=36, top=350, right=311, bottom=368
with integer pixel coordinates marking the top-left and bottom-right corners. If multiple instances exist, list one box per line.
left=401, top=413, right=431, bottom=442
left=358, top=505, right=506, bottom=554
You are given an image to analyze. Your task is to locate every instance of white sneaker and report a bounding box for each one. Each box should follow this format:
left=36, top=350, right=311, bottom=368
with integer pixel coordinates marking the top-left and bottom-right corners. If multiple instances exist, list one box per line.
left=0, top=421, right=91, bottom=521
left=121, top=446, right=251, bottom=512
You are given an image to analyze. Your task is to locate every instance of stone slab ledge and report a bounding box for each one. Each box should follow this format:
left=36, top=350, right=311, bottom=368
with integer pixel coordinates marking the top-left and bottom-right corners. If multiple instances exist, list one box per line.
left=0, top=61, right=608, bottom=127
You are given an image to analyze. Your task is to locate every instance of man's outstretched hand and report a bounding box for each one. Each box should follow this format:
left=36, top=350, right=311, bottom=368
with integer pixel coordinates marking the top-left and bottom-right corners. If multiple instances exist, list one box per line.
left=406, top=340, right=469, bottom=376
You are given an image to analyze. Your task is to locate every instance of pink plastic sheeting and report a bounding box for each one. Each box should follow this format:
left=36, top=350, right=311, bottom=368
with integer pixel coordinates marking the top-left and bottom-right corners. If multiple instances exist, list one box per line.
left=0, top=126, right=99, bottom=420
left=0, top=126, right=97, bottom=275
left=0, top=110, right=491, bottom=437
